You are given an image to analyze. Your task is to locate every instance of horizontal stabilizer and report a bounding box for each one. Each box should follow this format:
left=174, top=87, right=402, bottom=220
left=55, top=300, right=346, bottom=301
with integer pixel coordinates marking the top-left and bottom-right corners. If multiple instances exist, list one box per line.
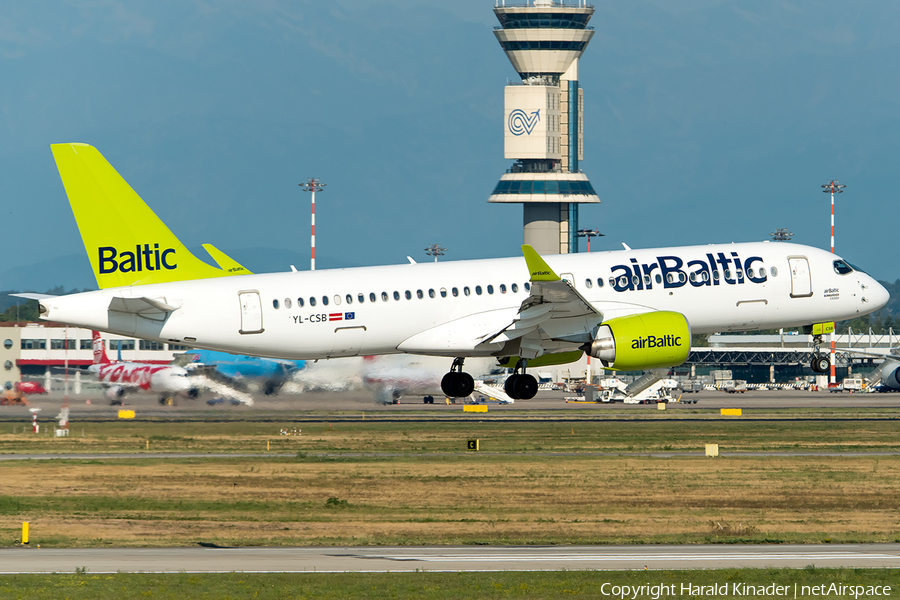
left=109, top=296, right=179, bottom=316
left=10, top=293, right=58, bottom=300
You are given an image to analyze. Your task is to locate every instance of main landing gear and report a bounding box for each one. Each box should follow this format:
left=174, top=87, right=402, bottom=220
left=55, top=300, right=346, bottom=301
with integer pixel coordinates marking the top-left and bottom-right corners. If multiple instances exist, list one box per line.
left=810, top=334, right=831, bottom=374
left=441, top=357, right=475, bottom=398
left=504, top=358, right=538, bottom=400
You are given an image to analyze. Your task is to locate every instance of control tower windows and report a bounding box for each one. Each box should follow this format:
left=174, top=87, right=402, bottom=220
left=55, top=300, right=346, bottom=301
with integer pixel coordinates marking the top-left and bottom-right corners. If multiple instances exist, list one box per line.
left=500, top=40, right=588, bottom=52
left=495, top=13, right=592, bottom=30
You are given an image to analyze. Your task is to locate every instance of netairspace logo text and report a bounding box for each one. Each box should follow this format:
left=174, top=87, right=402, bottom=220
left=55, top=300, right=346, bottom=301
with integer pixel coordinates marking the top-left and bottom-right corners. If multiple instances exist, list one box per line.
left=599, top=582, right=892, bottom=599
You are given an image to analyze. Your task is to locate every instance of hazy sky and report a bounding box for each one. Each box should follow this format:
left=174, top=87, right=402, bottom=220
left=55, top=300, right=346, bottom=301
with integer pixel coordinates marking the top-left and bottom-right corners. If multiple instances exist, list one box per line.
left=2, top=0, right=899, bottom=290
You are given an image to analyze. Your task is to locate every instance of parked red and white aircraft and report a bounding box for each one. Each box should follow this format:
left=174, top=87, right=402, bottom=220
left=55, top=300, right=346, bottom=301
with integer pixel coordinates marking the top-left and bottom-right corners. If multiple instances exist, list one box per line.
left=88, top=331, right=195, bottom=404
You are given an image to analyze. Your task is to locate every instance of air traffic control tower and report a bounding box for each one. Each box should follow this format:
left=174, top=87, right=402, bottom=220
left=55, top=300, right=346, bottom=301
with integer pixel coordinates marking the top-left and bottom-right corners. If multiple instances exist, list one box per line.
left=488, top=0, right=600, bottom=255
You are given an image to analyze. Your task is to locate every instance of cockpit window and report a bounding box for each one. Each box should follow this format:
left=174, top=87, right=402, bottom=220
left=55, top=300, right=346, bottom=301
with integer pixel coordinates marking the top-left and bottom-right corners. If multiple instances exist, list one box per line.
left=847, top=261, right=868, bottom=275
left=833, top=260, right=853, bottom=275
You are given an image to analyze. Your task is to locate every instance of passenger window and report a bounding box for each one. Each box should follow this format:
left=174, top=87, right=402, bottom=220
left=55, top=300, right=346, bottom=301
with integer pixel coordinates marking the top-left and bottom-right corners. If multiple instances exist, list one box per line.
left=713, top=271, right=720, bottom=281
left=297, top=297, right=305, bottom=307
left=770, top=267, right=779, bottom=277
left=666, top=273, right=674, bottom=284
left=416, top=289, right=423, bottom=299
left=284, top=298, right=292, bottom=309
left=689, top=273, right=696, bottom=283
left=452, top=287, right=459, bottom=297
left=475, top=286, right=482, bottom=295
left=585, top=279, right=593, bottom=288
left=440, top=288, right=447, bottom=298
left=404, top=290, right=412, bottom=300
left=273, top=299, right=280, bottom=309
left=597, top=278, right=604, bottom=288
left=370, top=293, right=377, bottom=303
left=310, top=297, right=317, bottom=307
left=322, top=296, right=329, bottom=306
left=393, top=291, right=400, bottom=301
left=758, top=267, right=767, bottom=278
left=608, top=277, right=616, bottom=287
left=724, top=270, right=732, bottom=280
left=747, top=268, right=754, bottom=278
left=524, top=283, right=530, bottom=291
left=702, top=272, right=710, bottom=282
left=736, top=270, right=743, bottom=280
left=487, top=285, right=494, bottom=294
left=619, top=277, right=627, bottom=287
left=500, top=284, right=507, bottom=293
left=382, top=292, right=388, bottom=302
left=655, top=274, right=662, bottom=284
left=511, top=284, right=519, bottom=293
left=358, top=294, right=365, bottom=303
left=333, top=295, right=341, bottom=305
left=429, top=289, right=436, bottom=298
left=463, top=287, right=471, bottom=296
left=346, top=294, right=353, bottom=305
left=632, top=276, right=640, bottom=287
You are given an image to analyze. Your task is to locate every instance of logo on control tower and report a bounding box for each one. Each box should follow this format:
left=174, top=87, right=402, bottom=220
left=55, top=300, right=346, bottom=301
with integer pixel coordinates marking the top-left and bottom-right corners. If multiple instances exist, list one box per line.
left=508, top=109, right=540, bottom=136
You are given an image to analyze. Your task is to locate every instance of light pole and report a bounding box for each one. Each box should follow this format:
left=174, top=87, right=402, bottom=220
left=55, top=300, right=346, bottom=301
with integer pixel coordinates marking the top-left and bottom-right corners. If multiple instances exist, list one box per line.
left=575, top=228, right=603, bottom=387
left=424, top=244, right=447, bottom=262
left=769, top=228, right=793, bottom=242
left=821, top=180, right=845, bottom=388
left=576, top=228, right=604, bottom=253
left=300, top=178, right=326, bottom=271
left=822, top=180, right=845, bottom=254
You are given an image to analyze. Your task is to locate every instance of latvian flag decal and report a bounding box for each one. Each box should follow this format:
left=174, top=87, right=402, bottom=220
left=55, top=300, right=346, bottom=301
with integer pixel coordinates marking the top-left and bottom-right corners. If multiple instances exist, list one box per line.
left=329, top=312, right=355, bottom=321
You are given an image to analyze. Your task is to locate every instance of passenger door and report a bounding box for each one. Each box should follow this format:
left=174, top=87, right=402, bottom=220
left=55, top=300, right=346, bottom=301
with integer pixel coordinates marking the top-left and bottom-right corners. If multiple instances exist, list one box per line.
left=238, top=291, right=264, bottom=334
left=788, top=257, right=813, bottom=298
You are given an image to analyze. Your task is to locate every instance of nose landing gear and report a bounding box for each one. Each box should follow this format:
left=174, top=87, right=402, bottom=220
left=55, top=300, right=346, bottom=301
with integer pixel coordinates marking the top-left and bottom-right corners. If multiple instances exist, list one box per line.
left=810, top=334, right=831, bottom=374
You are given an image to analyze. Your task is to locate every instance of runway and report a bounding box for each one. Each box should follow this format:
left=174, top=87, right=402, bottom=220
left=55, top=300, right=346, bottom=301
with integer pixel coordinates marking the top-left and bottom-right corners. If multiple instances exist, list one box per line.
left=2, top=544, right=899, bottom=573
left=2, top=389, right=899, bottom=421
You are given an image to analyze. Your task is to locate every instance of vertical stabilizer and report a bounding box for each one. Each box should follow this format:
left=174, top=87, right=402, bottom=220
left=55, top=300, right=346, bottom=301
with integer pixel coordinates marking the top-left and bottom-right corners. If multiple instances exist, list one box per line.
left=92, top=331, right=111, bottom=365
left=51, top=143, right=230, bottom=289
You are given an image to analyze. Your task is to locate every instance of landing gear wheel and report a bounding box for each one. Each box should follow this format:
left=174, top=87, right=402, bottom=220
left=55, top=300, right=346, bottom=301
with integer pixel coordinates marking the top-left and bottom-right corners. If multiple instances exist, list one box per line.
left=504, top=374, right=520, bottom=398
left=505, top=373, right=538, bottom=400
left=441, top=372, right=474, bottom=397
left=811, top=355, right=830, bottom=374
left=514, top=374, right=538, bottom=400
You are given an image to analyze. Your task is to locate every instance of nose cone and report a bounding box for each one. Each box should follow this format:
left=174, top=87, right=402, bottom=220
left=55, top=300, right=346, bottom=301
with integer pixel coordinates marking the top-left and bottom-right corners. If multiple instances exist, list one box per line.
left=869, top=278, right=890, bottom=311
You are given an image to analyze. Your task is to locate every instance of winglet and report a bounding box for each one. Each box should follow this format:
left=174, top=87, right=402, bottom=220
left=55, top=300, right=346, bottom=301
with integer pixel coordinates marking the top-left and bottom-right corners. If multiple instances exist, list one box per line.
left=521, top=245, right=560, bottom=282
left=202, top=244, right=253, bottom=275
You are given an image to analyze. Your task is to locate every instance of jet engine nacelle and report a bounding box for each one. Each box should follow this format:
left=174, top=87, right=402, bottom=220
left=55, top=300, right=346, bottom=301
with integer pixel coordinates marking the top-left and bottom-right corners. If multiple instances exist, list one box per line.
left=588, top=311, right=691, bottom=371
left=880, top=362, right=900, bottom=390
left=105, top=386, right=126, bottom=400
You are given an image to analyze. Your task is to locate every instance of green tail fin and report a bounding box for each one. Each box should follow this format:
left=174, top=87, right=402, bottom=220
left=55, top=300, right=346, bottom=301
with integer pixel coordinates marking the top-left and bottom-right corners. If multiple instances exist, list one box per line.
left=51, top=143, right=230, bottom=289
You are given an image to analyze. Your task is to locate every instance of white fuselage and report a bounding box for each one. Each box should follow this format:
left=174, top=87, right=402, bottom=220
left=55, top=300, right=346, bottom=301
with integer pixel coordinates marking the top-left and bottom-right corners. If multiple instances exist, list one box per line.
left=42, top=242, right=888, bottom=361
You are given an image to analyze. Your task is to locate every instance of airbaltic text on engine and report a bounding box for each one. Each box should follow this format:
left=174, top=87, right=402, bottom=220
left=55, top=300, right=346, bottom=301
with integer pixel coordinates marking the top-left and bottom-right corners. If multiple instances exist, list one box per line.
left=99, top=244, right=176, bottom=274
left=631, top=334, right=682, bottom=349
left=610, top=252, right=765, bottom=291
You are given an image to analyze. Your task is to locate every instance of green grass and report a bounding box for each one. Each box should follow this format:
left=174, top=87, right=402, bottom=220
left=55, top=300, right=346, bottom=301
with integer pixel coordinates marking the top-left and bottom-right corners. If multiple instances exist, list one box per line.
left=0, top=569, right=896, bottom=599
left=1, top=415, right=900, bottom=455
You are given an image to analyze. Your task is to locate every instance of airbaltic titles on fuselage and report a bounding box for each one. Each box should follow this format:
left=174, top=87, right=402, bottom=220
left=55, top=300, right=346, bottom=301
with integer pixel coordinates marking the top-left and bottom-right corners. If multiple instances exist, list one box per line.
left=609, top=252, right=768, bottom=292
left=99, top=244, right=176, bottom=274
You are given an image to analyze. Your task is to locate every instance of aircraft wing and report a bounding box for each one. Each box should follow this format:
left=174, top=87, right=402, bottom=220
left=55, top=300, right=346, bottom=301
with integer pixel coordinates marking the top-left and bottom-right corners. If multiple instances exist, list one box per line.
left=477, top=245, right=602, bottom=359
left=398, top=246, right=601, bottom=359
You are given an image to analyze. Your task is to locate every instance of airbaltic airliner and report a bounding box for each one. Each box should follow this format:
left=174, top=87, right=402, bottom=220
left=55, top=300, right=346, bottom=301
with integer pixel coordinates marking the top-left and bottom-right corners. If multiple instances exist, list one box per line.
left=25, top=143, right=890, bottom=400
